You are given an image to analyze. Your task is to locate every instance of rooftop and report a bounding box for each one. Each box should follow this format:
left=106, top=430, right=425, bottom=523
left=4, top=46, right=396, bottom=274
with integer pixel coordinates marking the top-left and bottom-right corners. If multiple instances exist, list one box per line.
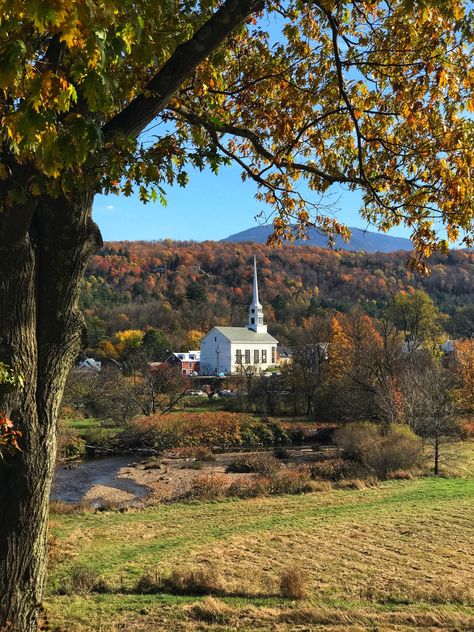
left=211, top=326, right=278, bottom=344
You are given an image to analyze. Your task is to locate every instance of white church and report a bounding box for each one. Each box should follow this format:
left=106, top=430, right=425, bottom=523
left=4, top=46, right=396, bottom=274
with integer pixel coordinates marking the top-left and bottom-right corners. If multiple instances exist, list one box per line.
left=200, top=256, right=279, bottom=375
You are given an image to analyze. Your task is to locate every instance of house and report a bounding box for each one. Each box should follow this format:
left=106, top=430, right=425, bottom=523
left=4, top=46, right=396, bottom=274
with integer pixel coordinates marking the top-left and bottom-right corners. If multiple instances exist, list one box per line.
left=166, top=351, right=201, bottom=376
left=200, top=256, right=279, bottom=375
left=78, top=357, right=102, bottom=372
left=277, top=345, right=293, bottom=366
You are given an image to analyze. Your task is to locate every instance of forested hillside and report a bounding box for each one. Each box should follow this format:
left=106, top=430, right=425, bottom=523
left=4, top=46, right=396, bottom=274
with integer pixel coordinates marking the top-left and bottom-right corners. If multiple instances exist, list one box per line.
left=81, top=241, right=473, bottom=351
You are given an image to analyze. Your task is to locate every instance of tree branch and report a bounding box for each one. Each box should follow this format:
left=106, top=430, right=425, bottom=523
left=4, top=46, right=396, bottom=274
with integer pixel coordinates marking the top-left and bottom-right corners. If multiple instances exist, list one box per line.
left=102, top=0, right=264, bottom=140
left=170, top=105, right=360, bottom=185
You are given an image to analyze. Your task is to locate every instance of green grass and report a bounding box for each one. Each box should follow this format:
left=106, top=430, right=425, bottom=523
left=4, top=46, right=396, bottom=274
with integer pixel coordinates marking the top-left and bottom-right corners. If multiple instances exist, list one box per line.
left=46, top=443, right=474, bottom=631
left=62, top=416, right=122, bottom=441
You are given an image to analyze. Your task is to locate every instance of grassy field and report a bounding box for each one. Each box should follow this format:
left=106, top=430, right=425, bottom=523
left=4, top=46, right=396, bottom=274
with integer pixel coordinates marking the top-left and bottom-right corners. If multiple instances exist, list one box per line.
left=46, top=442, right=474, bottom=631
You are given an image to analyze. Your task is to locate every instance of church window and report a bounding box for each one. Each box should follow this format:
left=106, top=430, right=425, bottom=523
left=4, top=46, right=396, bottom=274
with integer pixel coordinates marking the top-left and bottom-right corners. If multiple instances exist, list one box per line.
left=251, top=317, right=255, bottom=324
left=272, top=347, right=276, bottom=363
left=262, top=349, right=267, bottom=363
left=251, top=308, right=255, bottom=314
left=254, top=349, right=259, bottom=364
left=245, top=349, right=251, bottom=364
left=236, top=350, right=242, bottom=364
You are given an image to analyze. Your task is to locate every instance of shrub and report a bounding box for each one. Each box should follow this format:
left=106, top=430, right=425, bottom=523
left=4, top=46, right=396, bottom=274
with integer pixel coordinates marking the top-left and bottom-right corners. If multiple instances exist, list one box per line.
left=117, top=412, right=287, bottom=451
left=274, top=447, right=290, bottom=459
left=386, top=469, right=413, bottom=480
left=184, top=461, right=204, bottom=470
left=170, top=446, right=215, bottom=461
left=143, top=456, right=162, bottom=469
left=187, top=474, right=229, bottom=500
left=334, top=422, right=422, bottom=480
left=280, top=567, right=307, bottom=600
left=56, top=566, right=110, bottom=595
left=226, top=453, right=281, bottom=476
left=227, top=476, right=270, bottom=498
left=310, top=458, right=350, bottom=481
left=269, top=468, right=313, bottom=495
left=362, top=425, right=422, bottom=479
left=80, top=427, right=111, bottom=446
left=165, top=568, right=225, bottom=595
left=333, top=422, right=378, bottom=460
left=57, top=421, right=86, bottom=460
left=135, top=573, right=160, bottom=594
left=286, top=427, right=306, bottom=444
left=135, top=568, right=225, bottom=596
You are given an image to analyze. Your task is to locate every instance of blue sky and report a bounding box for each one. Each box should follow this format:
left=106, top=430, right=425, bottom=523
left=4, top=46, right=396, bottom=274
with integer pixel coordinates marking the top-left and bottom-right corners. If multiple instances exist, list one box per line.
left=93, top=164, right=413, bottom=243
left=92, top=10, right=453, bottom=246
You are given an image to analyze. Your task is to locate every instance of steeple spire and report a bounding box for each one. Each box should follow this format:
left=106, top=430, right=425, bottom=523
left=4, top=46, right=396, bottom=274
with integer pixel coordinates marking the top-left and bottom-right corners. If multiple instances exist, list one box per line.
left=252, top=255, right=261, bottom=306
left=248, top=255, right=267, bottom=333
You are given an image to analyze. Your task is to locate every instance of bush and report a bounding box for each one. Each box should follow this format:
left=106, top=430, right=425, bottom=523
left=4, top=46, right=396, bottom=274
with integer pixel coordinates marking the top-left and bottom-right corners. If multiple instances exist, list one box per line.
left=56, top=566, right=110, bottom=595
left=269, top=468, right=313, bottom=495
left=116, top=412, right=288, bottom=451
left=333, top=422, right=378, bottom=460
left=227, top=476, right=267, bottom=498
left=184, top=461, right=204, bottom=470
left=280, top=567, right=307, bottom=600
left=286, top=427, right=306, bottom=444
left=187, top=474, right=229, bottom=500
left=80, top=427, right=112, bottom=446
left=334, top=422, right=422, bottom=480
left=169, top=446, right=215, bottom=461
left=143, top=456, right=162, bottom=469
left=57, top=421, right=86, bottom=460
left=363, top=425, right=422, bottom=479
left=226, top=453, right=281, bottom=476
left=135, top=568, right=225, bottom=596
left=310, top=458, right=350, bottom=481
left=165, top=568, right=225, bottom=595
left=386, top=469, right=413, bottom=480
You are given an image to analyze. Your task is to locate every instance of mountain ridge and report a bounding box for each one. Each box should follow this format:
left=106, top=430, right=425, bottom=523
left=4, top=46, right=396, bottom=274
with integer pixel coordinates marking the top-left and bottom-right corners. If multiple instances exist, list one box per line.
left=222, top=224, right=413, bottom=253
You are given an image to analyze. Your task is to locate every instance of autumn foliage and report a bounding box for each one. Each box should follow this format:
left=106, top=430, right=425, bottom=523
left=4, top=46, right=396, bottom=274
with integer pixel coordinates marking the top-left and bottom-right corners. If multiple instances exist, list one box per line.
left=119, top=412, right=288, bottom=451
left=0, top=413, right=22, bottom=452
left=80, top=241, right=474, bottom=353
left=455, top=340, right=474, bottom=411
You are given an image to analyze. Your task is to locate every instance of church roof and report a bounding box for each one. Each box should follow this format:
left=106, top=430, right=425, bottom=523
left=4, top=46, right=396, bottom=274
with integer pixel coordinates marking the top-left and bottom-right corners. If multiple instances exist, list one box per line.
left=211, top=326, right=278, bottom=344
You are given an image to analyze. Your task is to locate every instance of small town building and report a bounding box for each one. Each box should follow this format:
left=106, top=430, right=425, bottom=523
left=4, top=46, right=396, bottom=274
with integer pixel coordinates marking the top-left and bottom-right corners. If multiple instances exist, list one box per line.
left=166, top=351, right=201, bottom=376
left=277, top=345, right=293, bottom=366
left=200, top=256, right=278, bottom=375
left=78, top=358, right=102, bottom=372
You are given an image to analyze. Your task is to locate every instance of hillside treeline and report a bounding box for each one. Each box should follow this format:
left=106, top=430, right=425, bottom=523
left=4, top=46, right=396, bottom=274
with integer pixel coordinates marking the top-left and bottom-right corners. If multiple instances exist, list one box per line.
left=80, top=240, right=473, bottom=351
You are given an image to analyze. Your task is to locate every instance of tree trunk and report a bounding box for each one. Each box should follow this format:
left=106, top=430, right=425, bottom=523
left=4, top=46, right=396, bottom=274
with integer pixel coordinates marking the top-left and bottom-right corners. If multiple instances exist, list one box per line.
left=434, top=436, right=439, bottom=475
left=0, top=193, right=101, bottom=631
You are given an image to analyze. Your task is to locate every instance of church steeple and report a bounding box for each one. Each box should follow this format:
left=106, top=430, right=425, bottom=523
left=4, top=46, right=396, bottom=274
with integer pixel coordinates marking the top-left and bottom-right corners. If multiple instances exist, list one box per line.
left=248, top=255, right=267, bottom=333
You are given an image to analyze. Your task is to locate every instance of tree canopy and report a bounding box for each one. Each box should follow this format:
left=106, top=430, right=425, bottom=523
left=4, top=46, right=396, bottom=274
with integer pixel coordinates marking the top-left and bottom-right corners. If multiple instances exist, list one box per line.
left=1, top=0, right=473, bottom=270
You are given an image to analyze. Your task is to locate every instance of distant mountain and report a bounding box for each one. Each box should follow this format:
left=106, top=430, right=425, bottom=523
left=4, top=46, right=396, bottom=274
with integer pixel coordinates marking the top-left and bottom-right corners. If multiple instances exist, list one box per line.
left=222, top=224, right=413, bottom=253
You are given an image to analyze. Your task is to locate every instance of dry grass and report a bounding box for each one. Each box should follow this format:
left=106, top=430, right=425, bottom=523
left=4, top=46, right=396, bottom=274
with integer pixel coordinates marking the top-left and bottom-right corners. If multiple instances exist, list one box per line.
left=46, top=443, right=474, bottom=630
left=186, top=597, right=234, bottom=624
left=49, top=500, right=92, bottom=515
left=279, top=567, right=307, bottom=600
left=135, top=567, right=226, bottom=596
